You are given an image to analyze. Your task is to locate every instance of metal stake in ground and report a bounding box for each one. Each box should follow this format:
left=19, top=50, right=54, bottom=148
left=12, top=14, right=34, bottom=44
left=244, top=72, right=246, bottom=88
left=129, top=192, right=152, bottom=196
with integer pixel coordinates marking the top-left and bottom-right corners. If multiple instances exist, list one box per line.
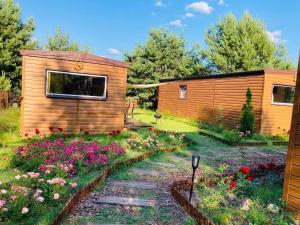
left=154, top=113, right=161, bottom=125
left=189, top=154, right=200, bottom=202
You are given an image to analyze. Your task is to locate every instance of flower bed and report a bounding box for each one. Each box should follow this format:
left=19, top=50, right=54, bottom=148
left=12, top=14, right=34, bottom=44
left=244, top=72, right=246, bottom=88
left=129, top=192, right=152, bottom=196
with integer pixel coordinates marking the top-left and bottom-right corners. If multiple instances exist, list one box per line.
left=0, top=127, right=186, bottom=224
left=171, top=162, right=292, bottom=225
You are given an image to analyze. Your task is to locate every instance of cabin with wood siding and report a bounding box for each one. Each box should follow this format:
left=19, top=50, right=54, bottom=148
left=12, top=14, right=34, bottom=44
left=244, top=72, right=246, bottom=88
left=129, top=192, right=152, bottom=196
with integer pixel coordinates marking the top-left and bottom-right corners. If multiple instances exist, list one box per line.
left=283, top=58, right=300, bottom=219
left=20, top=50, right=128, bottom=136
left=158, top=70, right=296, bottom=135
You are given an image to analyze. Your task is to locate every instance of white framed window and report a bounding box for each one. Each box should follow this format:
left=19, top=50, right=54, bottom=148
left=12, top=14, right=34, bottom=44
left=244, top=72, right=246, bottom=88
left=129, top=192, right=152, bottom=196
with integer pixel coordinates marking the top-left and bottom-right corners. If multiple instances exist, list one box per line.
left=272, top=84, right=295, bottom=106
left=179, top=85, right=187, bottom=99
left=46, top=70, right=107, bottom=100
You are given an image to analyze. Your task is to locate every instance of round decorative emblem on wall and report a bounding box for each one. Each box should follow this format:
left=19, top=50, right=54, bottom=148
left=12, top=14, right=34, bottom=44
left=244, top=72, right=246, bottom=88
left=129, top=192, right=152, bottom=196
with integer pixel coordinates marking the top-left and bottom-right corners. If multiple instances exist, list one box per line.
left=74, top=62, right=84, bottom=71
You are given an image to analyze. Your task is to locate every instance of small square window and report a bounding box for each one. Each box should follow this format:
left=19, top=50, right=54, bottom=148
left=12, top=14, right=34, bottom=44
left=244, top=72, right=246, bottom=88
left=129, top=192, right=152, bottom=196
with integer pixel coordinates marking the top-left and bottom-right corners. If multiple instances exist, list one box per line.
left=179, top=85, right=187, bottom=99
left=272, top=84, right=295, bottom=105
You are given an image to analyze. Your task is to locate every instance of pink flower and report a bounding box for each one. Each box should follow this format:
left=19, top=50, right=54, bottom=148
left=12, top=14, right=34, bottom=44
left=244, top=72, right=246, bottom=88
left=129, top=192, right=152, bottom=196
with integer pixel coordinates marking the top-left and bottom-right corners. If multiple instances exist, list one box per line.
left=10, top=195, right=17, bottom=201
left=69, top=182, right=78, bottom=188
left=22, top=207, right=29, bottom=214
left=0, top=199, right=6, bottom=208
left=36, top=196, right=44, bottom=202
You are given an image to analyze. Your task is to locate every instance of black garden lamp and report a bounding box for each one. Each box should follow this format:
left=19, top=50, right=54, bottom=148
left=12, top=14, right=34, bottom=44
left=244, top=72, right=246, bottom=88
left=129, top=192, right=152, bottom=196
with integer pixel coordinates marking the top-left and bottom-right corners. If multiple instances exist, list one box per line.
left=189, top=154, right=200, bottom=202
left=154, top=113, right=162, bottom=125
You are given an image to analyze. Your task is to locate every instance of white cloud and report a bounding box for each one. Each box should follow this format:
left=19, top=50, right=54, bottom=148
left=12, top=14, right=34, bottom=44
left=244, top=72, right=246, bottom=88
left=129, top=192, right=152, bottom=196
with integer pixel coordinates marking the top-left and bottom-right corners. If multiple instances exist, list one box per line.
left=107, top=48, right=122, bottom=55
left=185, top=13, right=195, bottom=18
left=267, top=30, right=286, bottom=43
left=155, top=0, right=166, bottom=7
left=186, top=1, right=213, bottom=14
left=218, top=0, right=224, bottom=5
left=169, top=19, right=183, bottom=27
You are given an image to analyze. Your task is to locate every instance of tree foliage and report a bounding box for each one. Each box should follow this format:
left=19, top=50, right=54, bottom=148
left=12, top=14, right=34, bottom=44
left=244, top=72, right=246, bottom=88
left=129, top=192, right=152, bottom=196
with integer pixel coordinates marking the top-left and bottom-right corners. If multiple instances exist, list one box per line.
left=240, top=88, right=254, bottom=133
left=0, top=0, right=37, bottom=93
left=125, top=28, right=208, bottom=107
left=44, top=27, right=80, bottom=51
left=204, top=11, right=293, bottom=72
left=0, top=72, right=11, bottom=91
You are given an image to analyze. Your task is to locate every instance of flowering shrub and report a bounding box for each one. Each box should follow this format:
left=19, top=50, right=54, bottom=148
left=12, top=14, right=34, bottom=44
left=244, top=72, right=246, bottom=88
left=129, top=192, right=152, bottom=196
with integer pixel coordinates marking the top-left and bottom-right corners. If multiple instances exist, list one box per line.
left=13, top=138, right=126, bottom=177
left=196, top=163, right=291, bottom=224
left=125, top=132, right=163, bottom=151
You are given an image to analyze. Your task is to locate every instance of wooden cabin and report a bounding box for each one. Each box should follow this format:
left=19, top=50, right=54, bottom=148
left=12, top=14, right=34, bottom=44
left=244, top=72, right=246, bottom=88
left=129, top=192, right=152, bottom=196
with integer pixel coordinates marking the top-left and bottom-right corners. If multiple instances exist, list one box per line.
left=20, top=50, right=128, bottom=136
left=283, top=57, right=300, bottom=219
left=158, top=70, right=296, bottom=135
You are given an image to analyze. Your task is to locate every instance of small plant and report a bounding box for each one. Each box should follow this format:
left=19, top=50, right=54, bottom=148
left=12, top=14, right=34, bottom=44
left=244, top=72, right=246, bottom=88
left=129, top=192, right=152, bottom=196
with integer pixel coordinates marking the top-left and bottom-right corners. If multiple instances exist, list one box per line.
left=273, top=127, right=289, bottom=142
left=223, top=130, right=242, bottom=143
left=0, top=72, right=11, bottom=91
left=240, top=88, right=254, bottom=134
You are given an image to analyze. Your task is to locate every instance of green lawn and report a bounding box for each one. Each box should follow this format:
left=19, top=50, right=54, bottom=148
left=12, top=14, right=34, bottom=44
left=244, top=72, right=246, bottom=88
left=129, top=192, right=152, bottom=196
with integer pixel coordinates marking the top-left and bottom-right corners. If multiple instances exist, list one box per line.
left=133, top=108, right=199, bottom=132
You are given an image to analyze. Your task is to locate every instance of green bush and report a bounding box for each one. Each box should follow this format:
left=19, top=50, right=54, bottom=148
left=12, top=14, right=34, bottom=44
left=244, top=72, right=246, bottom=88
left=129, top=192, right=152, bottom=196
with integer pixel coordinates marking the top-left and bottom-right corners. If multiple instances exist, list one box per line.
left=199, top=120, right=224, bottom=133
left=0, top=73, right=11, bottom=91
left=0, top=108, right=20, bottom=132
left=240, top=88, right=254, bottom=134
left=223, top=130, right=242, bottom=144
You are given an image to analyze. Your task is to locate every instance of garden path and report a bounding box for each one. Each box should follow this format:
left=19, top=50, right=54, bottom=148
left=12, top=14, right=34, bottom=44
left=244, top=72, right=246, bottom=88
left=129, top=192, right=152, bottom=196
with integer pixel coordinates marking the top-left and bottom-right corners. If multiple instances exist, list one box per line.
left=62, top=151, right=194, bottom=225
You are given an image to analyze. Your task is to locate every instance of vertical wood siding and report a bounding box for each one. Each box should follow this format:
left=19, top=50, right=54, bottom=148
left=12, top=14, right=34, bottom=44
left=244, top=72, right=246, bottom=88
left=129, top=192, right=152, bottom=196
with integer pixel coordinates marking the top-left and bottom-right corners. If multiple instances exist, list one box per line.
left=21, top=56, right=127, bottom=136
left=158, top=74, right=264, bottom=132
left=283, top=59, right=300, bottom=219
left=260, top=72, right=296, bottom=134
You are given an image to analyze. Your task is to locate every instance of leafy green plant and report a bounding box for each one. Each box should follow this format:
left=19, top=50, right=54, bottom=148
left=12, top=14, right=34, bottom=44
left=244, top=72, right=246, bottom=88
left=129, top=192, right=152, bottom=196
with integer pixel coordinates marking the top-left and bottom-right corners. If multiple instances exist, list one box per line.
left=240, top=88, right=254, bottom=134
left=0, top=72, right=11, bottom=91
left=223, top=130, right=242, bottom=144
left=0, top=107, right=19, bottom=132
left=199, top=120, right=224, bottom=133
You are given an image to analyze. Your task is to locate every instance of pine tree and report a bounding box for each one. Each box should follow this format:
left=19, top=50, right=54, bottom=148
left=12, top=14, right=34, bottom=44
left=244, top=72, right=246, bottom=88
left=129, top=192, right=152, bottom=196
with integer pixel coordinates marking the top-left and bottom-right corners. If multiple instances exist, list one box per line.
left=44, top=27, right=80, bottom=51
left=240, top=88, right=255, bottom=133
left=0, top=0, right=37, bottom=94
left=204, top=11, right=293, bottom=72
left=125, top=28, right=208, bottom=108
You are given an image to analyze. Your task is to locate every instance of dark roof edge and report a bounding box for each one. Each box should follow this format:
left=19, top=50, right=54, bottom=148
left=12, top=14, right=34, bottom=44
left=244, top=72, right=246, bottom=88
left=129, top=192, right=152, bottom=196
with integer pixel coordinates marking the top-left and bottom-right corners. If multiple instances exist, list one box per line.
left=160, top=70, right=265, bottom=82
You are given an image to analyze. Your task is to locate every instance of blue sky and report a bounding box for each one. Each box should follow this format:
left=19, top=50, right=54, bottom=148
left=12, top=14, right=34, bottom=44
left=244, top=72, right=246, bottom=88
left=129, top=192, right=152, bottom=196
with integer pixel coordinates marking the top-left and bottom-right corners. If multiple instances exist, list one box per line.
left=17, top=0, right=300, bottom=64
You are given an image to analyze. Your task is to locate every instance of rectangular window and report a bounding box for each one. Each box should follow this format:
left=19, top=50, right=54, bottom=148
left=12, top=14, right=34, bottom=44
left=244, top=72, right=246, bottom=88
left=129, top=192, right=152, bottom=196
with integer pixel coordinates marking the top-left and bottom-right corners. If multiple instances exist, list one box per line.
left=179, top=85, right=187, bottom=99
left=272, top=84, right=295, bottom=105
left=46, top=70, right=107, bottom=100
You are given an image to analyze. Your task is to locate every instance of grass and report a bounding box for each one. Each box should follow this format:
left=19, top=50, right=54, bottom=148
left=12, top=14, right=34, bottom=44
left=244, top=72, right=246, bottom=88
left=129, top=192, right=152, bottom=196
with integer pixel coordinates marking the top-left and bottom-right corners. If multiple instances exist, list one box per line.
left=133, top=108, right=199, bottom=132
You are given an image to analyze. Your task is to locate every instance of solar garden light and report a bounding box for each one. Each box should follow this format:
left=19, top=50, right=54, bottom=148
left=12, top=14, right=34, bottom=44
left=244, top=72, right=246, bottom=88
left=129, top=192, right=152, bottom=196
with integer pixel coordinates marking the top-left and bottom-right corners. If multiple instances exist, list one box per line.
left=154, top=113, right=161, bottom=125
left=189, top=154, right=200, bottom=202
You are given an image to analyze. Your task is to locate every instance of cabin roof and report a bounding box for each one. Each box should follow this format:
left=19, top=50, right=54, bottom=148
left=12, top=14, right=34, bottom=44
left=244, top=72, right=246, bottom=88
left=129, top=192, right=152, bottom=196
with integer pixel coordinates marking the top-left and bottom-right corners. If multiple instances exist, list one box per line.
left=160, top=69, right=296, bottom=82
left=20, top=50, right=129, bottom=68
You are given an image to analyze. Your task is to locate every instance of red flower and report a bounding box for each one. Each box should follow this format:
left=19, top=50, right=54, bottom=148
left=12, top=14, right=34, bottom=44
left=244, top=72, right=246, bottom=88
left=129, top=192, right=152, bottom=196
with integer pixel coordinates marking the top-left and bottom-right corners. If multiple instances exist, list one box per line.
left=239, top=167, right=250, bottom=174
left=266, top=162, right=276, bottom=170
left=84, top=131, right=90, bottom=135
left=58, top=128, right=64, bottom=132
left=35, top=128, right=40, bottom=135
left=63, top=134, right=71, bottom=138
left=148, top=127, right=153, bottom=131
left=108, top=132, right=113, bottom=136
left=246, top=175, right=254, bottom=181
left=258, top=163, right=266, bottom=170
left=116, top=130, right=121, bottom=134
left=49, top=126, right=55, bottom=132
left=229, top=180, right=236, bottom=189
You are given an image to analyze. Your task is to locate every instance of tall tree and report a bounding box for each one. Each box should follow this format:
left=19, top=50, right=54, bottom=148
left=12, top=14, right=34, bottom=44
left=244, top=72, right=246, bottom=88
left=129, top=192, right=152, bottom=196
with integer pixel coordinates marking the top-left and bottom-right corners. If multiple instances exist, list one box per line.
left=44, top=27, right=80, bottom=51
left=204, top=11, right=293, bottom=72
left=0, top=0, right=37, bottom=94
left=125, top=28, right=208, bottom=107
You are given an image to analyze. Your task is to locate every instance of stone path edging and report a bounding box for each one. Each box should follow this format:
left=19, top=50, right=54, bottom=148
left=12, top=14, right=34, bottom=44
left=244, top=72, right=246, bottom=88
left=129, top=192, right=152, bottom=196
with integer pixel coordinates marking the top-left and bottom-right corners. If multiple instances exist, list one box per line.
left=51, top=146, right=179, bottom=225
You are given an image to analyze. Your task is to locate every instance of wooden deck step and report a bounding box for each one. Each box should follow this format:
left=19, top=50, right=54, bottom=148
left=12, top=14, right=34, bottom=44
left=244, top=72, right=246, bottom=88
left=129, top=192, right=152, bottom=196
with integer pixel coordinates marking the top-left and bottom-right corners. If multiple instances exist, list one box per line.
left=110, top=180, right=157, bottom=189
left=95, top=196, right=156, bottom=207
left=130, top=168, right=166, bottom=176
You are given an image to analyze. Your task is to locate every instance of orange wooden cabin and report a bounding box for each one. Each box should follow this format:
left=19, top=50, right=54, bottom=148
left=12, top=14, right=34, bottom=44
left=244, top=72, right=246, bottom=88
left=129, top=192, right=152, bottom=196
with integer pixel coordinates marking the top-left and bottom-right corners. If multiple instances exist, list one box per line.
left=158, top=70, right=296, bottom=135
left=283, top=57, right=300, bottom=219
left=20, top=50, right=128, bottom=136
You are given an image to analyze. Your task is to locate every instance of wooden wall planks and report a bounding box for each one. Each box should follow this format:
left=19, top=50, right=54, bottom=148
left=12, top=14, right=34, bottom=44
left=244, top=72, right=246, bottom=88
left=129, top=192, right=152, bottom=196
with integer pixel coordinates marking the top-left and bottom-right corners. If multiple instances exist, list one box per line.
left=21, top=55, right=127, bottom=136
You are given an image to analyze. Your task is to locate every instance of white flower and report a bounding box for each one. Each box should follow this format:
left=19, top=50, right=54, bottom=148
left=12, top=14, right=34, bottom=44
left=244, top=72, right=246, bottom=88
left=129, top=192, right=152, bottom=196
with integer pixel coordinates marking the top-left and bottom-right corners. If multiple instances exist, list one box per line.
left=2, top=208, right=8, bottom=212
left=0, top=190, right=7, bottom=194
left=21, top=175, right=28, bottom=178
left=15, top=175, right=21, bottom=180
left=53, top=193, right=60, bottom=200
left=22, top=207, right=29, bottom=214
left=267, top=204, right=279, bottom=213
